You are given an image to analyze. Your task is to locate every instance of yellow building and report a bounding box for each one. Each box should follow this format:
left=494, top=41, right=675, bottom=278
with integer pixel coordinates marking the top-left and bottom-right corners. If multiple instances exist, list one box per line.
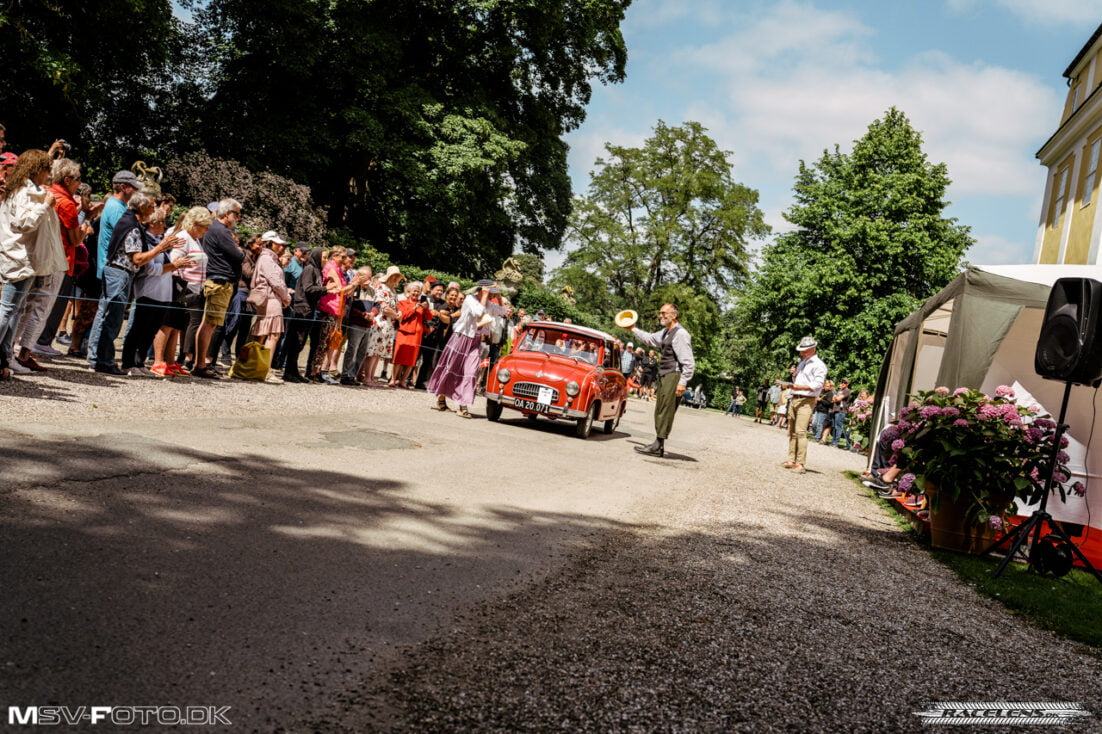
left=1035, top=24, right=1102, bottom=265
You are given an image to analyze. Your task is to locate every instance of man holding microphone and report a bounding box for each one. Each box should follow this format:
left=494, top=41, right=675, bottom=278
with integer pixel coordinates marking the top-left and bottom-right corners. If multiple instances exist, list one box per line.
left=630, top=303, right=695, bottom=458
left=779, top=336, right=827, bottom=474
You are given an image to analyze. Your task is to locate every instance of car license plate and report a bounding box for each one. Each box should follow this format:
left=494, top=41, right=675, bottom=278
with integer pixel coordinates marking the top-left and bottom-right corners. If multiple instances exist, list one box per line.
left=519, top=399, right=550, bottom=414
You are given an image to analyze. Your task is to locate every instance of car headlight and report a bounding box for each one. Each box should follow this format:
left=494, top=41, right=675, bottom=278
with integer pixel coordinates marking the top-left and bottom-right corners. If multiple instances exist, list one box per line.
left=497, top=368, right=511, bottom=384
left=565, top=380, right=580, bottom=396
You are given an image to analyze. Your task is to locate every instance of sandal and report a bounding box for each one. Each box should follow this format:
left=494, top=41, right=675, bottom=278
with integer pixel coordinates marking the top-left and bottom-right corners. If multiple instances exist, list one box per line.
left=434, top=397, right=449, bottom=412
left=457, top=408, right=473, bottom=419
left=779, top=460, right=797, bottom=469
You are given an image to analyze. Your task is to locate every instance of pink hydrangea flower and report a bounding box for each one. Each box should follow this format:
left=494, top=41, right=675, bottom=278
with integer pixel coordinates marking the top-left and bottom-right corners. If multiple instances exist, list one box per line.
left=891, top=439, right=905, bottom=452
left=941, top=406, right=960, bottom=417
left=989, top=516, right=1003, bottom=529
left=1025, top=427, right=1043, bottom=444
left=978, top=404, right=1000, bottom=420
left=995, top=385, right=1015, bottom=398
left=920, top=405, right=941, bottom=419
left=935, top=386, right=950, bottom=395
left=898, top=473, right=916, bottom=491
left=953, top=387, right=970, bottom=396
left=952, top=419, right=970, bottom=427
left=1057, top=451, right=1070, bottom=464
left=1072, top=481, right=1086, bottom=497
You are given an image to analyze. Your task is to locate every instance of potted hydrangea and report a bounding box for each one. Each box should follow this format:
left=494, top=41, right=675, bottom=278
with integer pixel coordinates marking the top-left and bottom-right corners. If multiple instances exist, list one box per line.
left=889, top=386, right=1083, bottom=553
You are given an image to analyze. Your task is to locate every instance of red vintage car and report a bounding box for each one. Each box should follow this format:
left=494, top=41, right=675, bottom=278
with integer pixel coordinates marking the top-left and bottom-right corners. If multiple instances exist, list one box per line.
left=485, top=322, right=628, bottom=438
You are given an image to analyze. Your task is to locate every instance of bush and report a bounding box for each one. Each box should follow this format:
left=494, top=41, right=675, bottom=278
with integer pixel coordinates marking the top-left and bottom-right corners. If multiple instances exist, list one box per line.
left=162, top=151, right=328, bottom=242
left=514, top=288, right=613, bottom=333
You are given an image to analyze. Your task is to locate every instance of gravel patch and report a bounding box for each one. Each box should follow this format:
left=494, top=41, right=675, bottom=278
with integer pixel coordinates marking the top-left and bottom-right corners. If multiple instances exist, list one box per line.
left=323, top=429, right=1102, bottom=732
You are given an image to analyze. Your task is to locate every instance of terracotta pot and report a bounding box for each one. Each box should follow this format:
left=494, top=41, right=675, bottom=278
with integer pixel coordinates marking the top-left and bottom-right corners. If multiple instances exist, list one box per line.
left=928, top=487, right=998, bottom=554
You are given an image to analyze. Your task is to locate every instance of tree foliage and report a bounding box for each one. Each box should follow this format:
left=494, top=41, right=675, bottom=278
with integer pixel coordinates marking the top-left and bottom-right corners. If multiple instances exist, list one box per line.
left=185, top=0, right=631, bottom=275
left=731, top=108, right=972, bottom=388
left=551, top=120, right=769, bottom=372
left=0, top=0, right=191, bottom=182
left=0, top=0, right=632, bottom=276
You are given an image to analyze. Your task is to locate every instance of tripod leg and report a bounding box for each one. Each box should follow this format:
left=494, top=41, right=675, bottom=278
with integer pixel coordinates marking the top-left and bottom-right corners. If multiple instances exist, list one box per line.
left=990, top=514, right=1043, bottom=579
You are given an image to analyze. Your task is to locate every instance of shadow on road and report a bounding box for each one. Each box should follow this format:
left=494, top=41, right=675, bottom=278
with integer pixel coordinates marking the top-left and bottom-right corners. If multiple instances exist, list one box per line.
left=0, top=437, right=637, bottom=730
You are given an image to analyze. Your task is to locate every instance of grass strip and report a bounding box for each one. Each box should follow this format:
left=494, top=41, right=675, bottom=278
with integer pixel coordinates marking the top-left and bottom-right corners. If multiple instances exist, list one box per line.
left=847, top=471, right=1102, bottom=650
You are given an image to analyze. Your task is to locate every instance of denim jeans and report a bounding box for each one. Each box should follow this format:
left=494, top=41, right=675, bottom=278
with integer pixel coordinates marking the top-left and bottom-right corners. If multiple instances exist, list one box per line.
left=87, top=266, right=134, bottom=369
left=341, top=324, right=370, bottom=380
left=811, top=410, right=830, bottom=439
left=831, top=411, right=852, bottom=448
left=0, top=277, right=34, bottom=363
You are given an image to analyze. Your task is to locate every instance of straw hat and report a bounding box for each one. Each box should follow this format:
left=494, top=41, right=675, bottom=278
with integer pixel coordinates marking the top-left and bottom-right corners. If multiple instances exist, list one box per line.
left=615, top=309, right=638, bottom=329
left=383, top=265, right=403, bottom=283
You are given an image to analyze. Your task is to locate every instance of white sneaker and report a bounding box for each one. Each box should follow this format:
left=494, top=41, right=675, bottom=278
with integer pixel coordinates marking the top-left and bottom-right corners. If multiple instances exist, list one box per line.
left=31, top=344, right=63, bottom=357
left=9, top=360, right=30, bottom=374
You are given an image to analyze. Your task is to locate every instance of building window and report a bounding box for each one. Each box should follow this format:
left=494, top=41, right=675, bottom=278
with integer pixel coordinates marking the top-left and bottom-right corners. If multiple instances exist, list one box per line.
left=1084, top=138, right=1102, bottom=207
left=1052, top=167, right=1069, bottom=228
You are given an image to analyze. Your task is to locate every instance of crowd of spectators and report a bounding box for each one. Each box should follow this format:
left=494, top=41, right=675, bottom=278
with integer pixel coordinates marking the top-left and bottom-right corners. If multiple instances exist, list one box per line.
left=0, top=134, right=525, bottom=392
left=0, top=129, right=875, bottom=439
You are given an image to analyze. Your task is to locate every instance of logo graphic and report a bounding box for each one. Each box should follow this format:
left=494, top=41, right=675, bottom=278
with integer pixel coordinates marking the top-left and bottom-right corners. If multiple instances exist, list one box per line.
left=914, top=702, right=1091, bottom=726
left=8, top=705, right=232, bottom=726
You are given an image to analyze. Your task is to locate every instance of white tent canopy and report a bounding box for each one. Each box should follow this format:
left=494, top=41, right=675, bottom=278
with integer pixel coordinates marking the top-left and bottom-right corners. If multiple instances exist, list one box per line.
left=873, top=264, right=1102, bottom=533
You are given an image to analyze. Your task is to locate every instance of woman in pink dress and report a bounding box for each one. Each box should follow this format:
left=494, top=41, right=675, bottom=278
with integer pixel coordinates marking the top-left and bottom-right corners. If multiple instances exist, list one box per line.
left=250, top=232, right=292, bottom=383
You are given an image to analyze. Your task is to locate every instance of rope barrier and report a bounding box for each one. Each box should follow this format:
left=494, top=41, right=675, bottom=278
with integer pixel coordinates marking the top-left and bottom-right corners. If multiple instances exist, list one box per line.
left=1, top=285, right=504, bottom=372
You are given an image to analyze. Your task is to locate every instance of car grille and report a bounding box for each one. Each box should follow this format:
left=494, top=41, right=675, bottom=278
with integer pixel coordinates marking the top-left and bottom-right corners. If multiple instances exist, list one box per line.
left=512, top=382, right=560, bottom=402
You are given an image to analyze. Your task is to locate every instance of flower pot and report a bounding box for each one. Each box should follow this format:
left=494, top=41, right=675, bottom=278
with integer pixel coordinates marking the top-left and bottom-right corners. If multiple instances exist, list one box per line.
left=928, top=488, right=998, bottom=554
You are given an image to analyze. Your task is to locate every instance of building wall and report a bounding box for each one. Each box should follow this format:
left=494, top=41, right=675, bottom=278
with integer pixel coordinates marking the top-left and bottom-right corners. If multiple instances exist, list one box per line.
left=1036, top=41, right=1102, bottom=265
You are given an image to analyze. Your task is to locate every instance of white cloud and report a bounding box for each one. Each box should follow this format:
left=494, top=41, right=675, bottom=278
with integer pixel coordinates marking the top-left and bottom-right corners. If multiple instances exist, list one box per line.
left=627, top=0, right=727, bottom=29
left=949, top=0, right=1102, bottom=27
left=671, top=2, right=1058, bottom=196
left=968, top=232, right=1035, bottom=265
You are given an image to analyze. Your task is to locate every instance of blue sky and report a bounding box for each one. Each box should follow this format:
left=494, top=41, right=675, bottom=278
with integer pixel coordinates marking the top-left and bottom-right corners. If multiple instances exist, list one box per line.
left=560, top=0, right=1102, bottom=270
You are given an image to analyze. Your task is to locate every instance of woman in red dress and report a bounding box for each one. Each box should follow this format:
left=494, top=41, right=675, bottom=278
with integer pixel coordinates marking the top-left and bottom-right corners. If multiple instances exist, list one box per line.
left=390, top=280, right=432, bottom=388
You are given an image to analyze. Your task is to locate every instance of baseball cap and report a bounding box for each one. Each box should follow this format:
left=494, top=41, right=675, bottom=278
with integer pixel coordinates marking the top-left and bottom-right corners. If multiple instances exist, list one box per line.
left=0, top=152, right=17, bottom=166
left=260, top=230, right=287, bottom=245
left=111, top=170, right=144, bottom=190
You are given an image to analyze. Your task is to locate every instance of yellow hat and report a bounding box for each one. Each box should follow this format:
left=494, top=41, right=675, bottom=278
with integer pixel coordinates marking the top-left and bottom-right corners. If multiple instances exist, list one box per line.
left=614, top=309, right=638, bottom=329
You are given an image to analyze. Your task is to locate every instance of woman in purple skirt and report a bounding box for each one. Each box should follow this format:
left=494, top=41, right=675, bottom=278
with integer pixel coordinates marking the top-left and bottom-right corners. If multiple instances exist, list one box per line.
left=427, top=279, right=506, bottom=418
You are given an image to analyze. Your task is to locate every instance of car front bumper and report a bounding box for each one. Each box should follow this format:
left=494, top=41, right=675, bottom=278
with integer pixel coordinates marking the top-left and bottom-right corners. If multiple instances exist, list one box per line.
left=485, top=391, right=588, bottom=419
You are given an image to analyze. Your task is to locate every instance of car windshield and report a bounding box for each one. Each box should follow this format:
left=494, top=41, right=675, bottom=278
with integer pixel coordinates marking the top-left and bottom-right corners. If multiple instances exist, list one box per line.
left=517, top=329, right=599, bottom=365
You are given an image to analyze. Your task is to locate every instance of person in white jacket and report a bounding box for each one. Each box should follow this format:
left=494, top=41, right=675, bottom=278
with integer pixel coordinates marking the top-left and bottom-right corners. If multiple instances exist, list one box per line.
left=9, top=157, right=69, bottom=373
left=0, top=150, right=61, bottom=380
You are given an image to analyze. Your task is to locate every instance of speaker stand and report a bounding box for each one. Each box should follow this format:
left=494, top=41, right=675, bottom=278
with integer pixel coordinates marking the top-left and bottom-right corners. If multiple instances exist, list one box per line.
left=985, top=381, right=1102, bottom=584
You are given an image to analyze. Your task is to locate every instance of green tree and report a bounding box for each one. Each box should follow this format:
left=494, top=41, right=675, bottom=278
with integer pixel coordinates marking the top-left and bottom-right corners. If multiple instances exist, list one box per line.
left=733, top=107, right=972, bottom=388
left=551, top=120, right=768, bottom=368
left=554, top=121, right=768, bottom=314
left=186, top=0, right=631, bottom=276
left=0, top=0, right=189, bottom=183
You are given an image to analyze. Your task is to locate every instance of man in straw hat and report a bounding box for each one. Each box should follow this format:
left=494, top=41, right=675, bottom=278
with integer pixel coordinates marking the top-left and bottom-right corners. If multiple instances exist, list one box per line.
left=629, top=303, right=695, bottom=457
left=427, top=279, right=507, bottom=418
left=779, top=336, right=827, bottom=474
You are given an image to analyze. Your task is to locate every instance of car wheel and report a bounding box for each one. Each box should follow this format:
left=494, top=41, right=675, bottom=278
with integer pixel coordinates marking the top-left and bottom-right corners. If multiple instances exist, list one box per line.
left=576, top=402, right=597, bottom=439
left=486, top=399, right=502, bottom=422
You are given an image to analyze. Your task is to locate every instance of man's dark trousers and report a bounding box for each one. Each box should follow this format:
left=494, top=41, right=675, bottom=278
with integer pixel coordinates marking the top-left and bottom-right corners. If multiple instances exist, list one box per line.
left=654, top=371, right=681, bottom=439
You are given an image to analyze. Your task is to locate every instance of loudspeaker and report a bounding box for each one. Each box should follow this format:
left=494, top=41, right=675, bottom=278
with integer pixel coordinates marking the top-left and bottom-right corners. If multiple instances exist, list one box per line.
left=1035, top=277, right=1102, bottom=385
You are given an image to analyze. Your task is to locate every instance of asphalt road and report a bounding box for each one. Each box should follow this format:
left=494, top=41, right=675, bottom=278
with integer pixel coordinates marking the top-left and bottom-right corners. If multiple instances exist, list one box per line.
left=2, top=380, right=1099, bottom=732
